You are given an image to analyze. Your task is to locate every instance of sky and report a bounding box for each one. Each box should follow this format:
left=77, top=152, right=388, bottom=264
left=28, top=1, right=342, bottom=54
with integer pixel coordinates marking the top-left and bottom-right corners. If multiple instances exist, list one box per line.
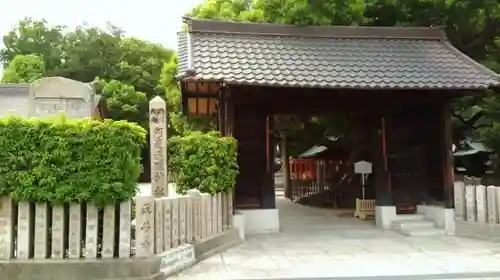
left=0, top=0, right=203, bottom=72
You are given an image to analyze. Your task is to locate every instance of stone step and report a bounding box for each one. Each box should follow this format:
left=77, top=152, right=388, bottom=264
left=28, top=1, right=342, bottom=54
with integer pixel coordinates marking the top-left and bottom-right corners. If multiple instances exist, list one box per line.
left=398, top=227, right=446, bottom=237
left=393, top=214, right=425, bottom=221
left=391, top=220, right=435, bottom=231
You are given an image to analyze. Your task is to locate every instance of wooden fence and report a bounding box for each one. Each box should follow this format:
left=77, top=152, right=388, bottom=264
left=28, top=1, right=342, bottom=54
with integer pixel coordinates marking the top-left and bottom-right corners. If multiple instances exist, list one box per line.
left=454, top=179, right=500, bottom=224
left=0, top=190, right=233, bottom=260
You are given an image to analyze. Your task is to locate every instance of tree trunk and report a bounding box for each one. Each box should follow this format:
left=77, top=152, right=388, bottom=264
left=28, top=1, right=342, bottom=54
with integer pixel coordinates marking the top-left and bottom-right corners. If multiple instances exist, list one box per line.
left=281, top=134, right=292, bottom=199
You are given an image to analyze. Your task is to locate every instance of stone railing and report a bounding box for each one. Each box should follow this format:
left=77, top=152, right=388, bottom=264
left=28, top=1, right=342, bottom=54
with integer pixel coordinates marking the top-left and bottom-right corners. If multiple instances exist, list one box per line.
left=0, top=196, right=134, bottom=260
left=0, top=190, right=233, bottom=261
left=454, top=179, right=500, bottom=224
left=135, top=190, right=233, bottom=253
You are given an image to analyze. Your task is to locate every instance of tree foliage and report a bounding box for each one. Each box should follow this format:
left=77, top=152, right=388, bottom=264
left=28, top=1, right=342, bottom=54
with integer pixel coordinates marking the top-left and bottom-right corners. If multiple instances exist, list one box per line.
left=1, top=18, right=174, bottom=127
left=1, top=54, right=46, bottom=83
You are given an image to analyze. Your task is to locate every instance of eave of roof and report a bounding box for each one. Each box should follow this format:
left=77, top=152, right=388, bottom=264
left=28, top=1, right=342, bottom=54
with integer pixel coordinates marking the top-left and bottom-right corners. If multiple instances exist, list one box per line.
left=177, top=17, right=500, bottom=90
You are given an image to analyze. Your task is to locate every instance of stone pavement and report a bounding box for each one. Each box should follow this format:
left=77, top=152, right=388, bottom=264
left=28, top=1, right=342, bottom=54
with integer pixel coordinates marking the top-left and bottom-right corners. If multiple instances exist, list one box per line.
left=172, top=197, right=500, bottom=280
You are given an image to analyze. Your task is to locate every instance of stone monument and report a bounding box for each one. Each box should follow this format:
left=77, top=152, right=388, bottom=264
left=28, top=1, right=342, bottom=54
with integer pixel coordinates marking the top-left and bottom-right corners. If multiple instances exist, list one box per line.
left=29, top=77, right=96, bottom=119
left=149, top=96, right=168, bottom=197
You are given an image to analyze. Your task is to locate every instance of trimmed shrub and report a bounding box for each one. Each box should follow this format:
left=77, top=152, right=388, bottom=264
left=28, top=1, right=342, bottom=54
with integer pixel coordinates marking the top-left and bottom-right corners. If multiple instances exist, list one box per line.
left=168, top=131, right=238, bottom=194
left=0, top=116, right=146, bottom=206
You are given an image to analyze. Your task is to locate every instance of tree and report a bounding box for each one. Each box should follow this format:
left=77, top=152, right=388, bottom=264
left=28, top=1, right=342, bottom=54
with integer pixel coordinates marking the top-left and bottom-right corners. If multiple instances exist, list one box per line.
left=1, top=19, right=65, bottom=71
left=1, top=54, right=45, bottom=83
left=1, top=18, right=175, bottom=126
left=92, top=78, right=149, bottom=127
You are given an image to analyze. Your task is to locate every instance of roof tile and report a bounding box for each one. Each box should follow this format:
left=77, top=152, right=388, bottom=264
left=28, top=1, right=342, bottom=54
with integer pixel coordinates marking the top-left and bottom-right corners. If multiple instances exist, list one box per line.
left=178, top=19, right=500, bottom=90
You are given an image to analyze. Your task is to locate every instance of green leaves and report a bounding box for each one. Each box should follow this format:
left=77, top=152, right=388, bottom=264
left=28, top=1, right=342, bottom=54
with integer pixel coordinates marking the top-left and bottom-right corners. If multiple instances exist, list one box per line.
left=94, top=78, right=149, bottom=127
left=168, top=131, right=238, bottom=194
left=0, top=116, right=147, bottom=206
left=1, top=54, right=46, bottom=83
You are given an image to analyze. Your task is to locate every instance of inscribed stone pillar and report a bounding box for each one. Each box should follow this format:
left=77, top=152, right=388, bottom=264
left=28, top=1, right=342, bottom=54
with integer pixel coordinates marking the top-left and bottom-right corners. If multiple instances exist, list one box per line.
left=17, top=202, right=31, bottom=259
left=0, top=196, right=13, bottom=259
left=85, top=204, right=99, bottom=258
left=208, top=195, right=214, bottom=238
left=149, top=96, right=168, bottom=197
left=186, top=195, right=194, bottom=243
left=476, top=185, right=487, bottom=223
left=211, top=195, right=217, bottom=235
left=465, top=184, right=476, bottom=222
left=487, top=186, right=498, bottom=224
left=217, top=193, right=223, bottom=233
left=178, top=197, right=187, bottom=244
left=154, top=198, right=164, bottom=253
left=201, top=194, right=210, bottom=239
left=162, top=198, right=172, bottom=250
left=102, top=205, right=116, bottom=258
left=68, top=204, right=82, bottom=258
left=29, top=77, right=94, bottom=119
left=187, top=190, right=202, bottom=242
left=453, top=181, right=466, bottom=220
left=34, top=203, right=48, bottom=259
left=170, top=198, right=179, bottom=247
left=228, top=191, right=234, bottom=227
left=51, top=205, right=65, bottom=258
left=222, top=192, right=228, bottom=229
left=135, top=196, right=155, bottom=257
left=118, top=201, right=132, bottom=258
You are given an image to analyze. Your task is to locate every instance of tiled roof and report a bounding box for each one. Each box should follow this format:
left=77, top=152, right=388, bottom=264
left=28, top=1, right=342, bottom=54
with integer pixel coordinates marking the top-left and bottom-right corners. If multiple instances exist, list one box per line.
left=177, top=18, right=500, bottom=90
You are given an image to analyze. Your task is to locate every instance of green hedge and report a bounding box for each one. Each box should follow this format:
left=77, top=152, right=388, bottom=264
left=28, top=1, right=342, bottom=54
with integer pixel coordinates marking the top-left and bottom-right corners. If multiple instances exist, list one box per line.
left=168, top=131, right=238, bottom=194
left=0, top=116, right=146, bottom=206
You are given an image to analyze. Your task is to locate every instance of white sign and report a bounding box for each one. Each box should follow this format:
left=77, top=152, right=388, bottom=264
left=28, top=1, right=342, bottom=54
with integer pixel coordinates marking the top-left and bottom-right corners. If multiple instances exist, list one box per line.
left=354, top=160, right=372, bottom=174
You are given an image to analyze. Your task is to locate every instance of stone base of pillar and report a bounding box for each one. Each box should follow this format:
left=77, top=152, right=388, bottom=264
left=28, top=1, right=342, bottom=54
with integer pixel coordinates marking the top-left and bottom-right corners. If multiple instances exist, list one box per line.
left=238, top=208, right=279, bottom=234
left=233, top=211, right=245, bottom=241
left=375, top=206, right=396, bottom=230
left=416, top=205, right=456, bottom=235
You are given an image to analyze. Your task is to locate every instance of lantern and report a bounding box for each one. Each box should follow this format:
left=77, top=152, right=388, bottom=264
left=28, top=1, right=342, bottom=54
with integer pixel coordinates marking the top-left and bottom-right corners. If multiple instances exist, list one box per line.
left=181, top=80, right=221, bottom=116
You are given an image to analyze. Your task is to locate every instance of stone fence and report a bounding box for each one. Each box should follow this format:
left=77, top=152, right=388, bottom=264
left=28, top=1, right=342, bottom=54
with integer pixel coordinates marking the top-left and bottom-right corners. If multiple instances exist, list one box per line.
left=0, top=96, right=241, bottom=279
left=0, top=191, right=233, bottom=262
left=454, top=179, right=500, bottom=240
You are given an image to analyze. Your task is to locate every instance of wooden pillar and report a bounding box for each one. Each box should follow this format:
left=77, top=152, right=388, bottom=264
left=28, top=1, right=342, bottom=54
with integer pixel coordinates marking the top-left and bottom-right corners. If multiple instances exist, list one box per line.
left=282, top=134, right=292, bottom=199
left=443, top=103, right=454, bottom=208
left=374, top=116, right=393, bottom=206
left=262, top=114, right=276, bottom=209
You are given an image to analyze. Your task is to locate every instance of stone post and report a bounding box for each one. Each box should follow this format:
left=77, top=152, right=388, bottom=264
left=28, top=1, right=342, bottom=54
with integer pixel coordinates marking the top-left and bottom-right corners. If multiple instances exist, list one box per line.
left=476, top=185, right=487, bottom=223
left=149, top=96, right=168, bottom=197
left=154, top=198, right=164, bottom=254
left=34, top=203, right=49, bottom=259
left=453, top=181, right=465, bottom=220
left=135, top=196, right=155, bottom=257
left=496, top=187, right=500, bottom=224
left=0, top=196, right=13, bottom=259
left=51, top=205, right=65, bottom=259
left=118, top=201, right=132, bottom=258
left=465, top=184, right=476, bottom=222
left=187, top=189, right=202, bottom=242
left=85, top=204, right=99, bottom=258
left=487, top=186, right=498, bottom=224
left=102, top=205, right=116, bottom=258
left=17, top=202, right=31, bottom=259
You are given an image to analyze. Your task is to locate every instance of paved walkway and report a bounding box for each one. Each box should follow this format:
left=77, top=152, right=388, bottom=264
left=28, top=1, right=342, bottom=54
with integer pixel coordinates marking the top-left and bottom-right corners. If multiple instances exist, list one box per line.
left=172, top=197, right=500, bottom=279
